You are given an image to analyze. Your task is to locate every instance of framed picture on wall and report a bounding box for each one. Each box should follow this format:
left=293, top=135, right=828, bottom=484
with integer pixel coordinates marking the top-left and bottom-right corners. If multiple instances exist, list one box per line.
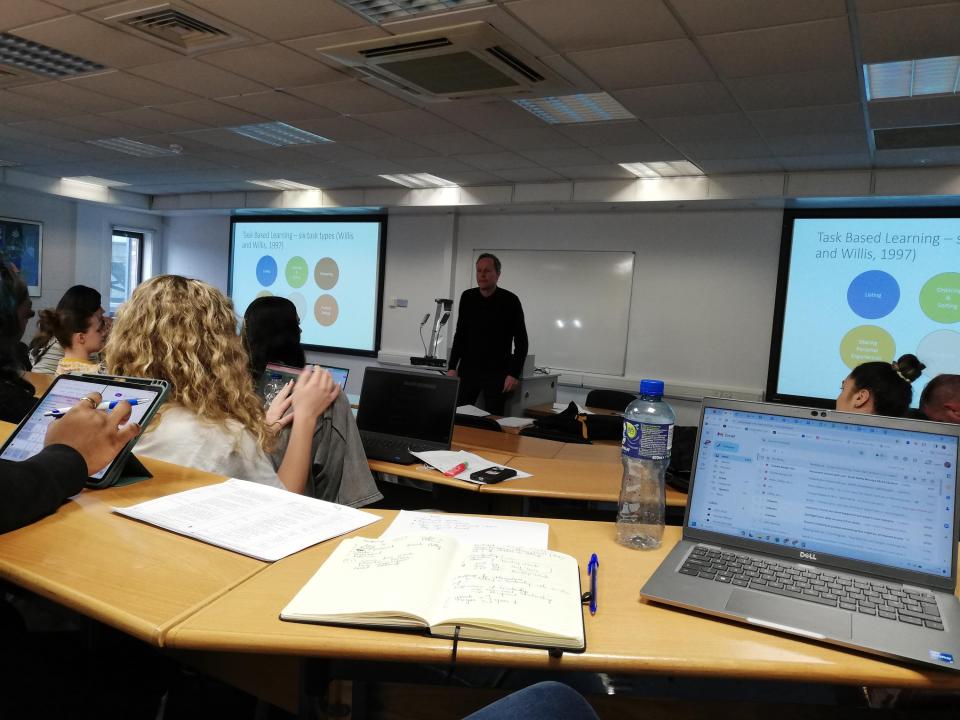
left=0, top=217, right=42, bottom=296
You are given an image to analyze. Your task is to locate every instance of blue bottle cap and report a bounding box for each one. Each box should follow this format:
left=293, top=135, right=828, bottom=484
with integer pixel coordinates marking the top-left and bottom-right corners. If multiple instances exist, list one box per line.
left=639, top=379, right=664, bottom=397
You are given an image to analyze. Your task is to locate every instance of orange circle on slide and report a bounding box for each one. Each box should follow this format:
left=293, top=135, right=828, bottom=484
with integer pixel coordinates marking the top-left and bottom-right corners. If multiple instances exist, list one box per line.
left=314, top=257, right=340, bottom=290
left=314, top=294, right=339, bottom=326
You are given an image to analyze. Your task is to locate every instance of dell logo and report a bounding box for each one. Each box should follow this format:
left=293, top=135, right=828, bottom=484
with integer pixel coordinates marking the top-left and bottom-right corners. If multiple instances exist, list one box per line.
left=799, top=551, right=818, bottom=561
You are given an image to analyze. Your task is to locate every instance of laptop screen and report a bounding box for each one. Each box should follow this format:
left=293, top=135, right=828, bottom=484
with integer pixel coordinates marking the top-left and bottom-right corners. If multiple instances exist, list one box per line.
left=687, top=404, right=958, bottom=580
left=356, top=368, right=458, bottom=444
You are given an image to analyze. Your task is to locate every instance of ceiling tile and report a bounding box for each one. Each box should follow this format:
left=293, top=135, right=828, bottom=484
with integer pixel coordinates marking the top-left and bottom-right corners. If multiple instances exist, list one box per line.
left=646, top=112, right=760, bottom=142
left=44, top=0, right=119, bottom=10
left=697, top=157, right=785, bottom=173
left=294, top=116, right=389, bottom=142
left=613, top=82, right=740, bottom=118
left=855, top=0, right=947, bottom=11
left=391, top=156, right=480, bottom=176
left=342, top=136, right=435, bottom=158
left=282, top=27, right=390, bottom=58
left=555, top=121, right=663, bottom=147
left=0, top=0, right=68, bottom=31
left=158, top=100, right=267, bottom=126
left=553, top=164, right=637, bottom=180
left=7, top=119, right=99, bottom=142
left=65, top=71, right=200, bottom=107
left=726, top=67, right=862, bottom=110
left=765, top=132, right=870, bottom=156
left=14, top=14, right=181, bottom=68
left=218, top=91, right=336, bottom=122
left=569, top=39, right=716, bottom=90
left=55, top=113, right=156, bottom=137
left=175, top=127, right=275, bottom=152
left=428, top=99, right=545, bottom=131
left=671, top=0, right=846, bottom=35
left=337, top=157, right=407, bottom=175
left=408, top=132, right=504, bottom=155
left=439, top=170, right=504, bottom=185
left=100, top=107, right=211, bottom=133
left=493, top=167, right=566, bottom=182
left=858, top=3, right=960, bottom=62
left=352, top=109, right=461, bottom=136
left=506, top=0, right=684, bottom=51
left=286, top=80, right=413, bottom=115
left=0, top=90, right=72, bottom=121
left=667, top=138, right=773, bottom=160
left=780, top=153, right=872, bottom=170
left=10, top=80, right=133, bottom=113
left=519, top=147, right=607, bottom=166
left=200, top=43, right=345, bottom=89
left=869, top=95, right=960, bottom=129
left=189, top=0, right=367, bottom=41
left=749, top=103, right=865, bottom=136
left=476, top=127, right=582, bottom=151
left=248, top=142, right=374, bottom=163
left=455, top=151, right=539, bottom=171
left=592, top=142, right=686, bottom=162
left=698, top=18, right=854, bottom=78
left=129, top=59, right=270, bottom=97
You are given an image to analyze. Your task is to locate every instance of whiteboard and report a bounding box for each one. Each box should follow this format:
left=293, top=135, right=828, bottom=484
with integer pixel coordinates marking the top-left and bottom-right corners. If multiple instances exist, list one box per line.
left=474, top=250, right=634, bottom=375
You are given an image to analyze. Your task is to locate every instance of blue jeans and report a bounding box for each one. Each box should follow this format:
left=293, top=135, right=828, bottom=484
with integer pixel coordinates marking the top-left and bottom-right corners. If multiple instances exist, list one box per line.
left=464, top=681, right=599, bottom=720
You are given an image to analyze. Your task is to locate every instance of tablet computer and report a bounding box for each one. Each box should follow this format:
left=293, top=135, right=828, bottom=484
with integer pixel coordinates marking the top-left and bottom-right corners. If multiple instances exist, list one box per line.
left=259, top=363, right=349, bottom=393
left=0, top=373, right=169, bottom=489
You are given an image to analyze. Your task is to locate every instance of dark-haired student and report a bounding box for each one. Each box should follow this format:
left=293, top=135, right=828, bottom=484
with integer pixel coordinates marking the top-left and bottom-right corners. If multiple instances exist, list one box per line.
left=919, top=373, right=960, bottom=423
left=29, top=284, right=108, bottom=374
left=836, top=353, right=925, bottom=417
left=242, top=296, right=382, bottom=507
left=0, top=262, right=37, bottom=422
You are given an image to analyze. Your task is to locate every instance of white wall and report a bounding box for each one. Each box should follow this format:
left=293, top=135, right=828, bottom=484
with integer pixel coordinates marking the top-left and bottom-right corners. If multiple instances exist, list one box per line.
left=162, top=214, right=231, bottom=292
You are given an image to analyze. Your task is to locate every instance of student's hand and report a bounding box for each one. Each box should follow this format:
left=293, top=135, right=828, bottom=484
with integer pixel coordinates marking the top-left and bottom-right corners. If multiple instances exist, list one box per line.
left=446, top=369, right=457, bottom=378
left=291, top=366, right=339, bottom=423
left=265, top=380, right=295, bottom=434
left=503, top=375, right=519, bottom=393
left=43, top=393, right=141, bottom=475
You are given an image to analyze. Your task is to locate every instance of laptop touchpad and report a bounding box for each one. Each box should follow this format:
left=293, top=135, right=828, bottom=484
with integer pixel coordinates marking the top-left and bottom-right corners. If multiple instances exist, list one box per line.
left=725, top=590, right=852, bottom=640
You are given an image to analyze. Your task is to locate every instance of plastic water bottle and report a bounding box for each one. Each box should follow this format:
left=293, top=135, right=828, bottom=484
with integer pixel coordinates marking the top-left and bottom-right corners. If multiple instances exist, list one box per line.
left=617, top=379, right=675, bottom=549
left=262, top=373, right=285, bottom=409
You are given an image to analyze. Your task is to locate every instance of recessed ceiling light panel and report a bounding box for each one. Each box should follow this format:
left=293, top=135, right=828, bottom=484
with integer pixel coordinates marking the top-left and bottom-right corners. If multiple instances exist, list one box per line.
left=86, top=137, right=181, bottom=158
left=337, top=0, right=488, bottom=24
left=0, top=32, right=105, bottom=78
left=379, top=173, right=458, bottom=188
left=248, top=179, right=320, bottom=191
left=63, top=175, right=129, bottom=188
left=619, top=161, right=703, bottom=178
left=229, top=122, right=332, bottom=147
left=865, top=55, right=960, bottom=100
left=513, top=92, right=636, bottom=124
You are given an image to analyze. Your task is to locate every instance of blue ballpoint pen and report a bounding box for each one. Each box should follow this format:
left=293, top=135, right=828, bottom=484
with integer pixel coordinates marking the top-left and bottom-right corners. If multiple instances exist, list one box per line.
left=44, top=398, right=142, bottom=417
left=587, top=553, right=599, bottom=615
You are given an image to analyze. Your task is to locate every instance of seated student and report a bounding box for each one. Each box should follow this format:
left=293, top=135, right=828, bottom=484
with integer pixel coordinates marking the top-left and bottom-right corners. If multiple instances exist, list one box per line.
left=29, top=285, right=107, bottom=373
left=0, top=261, right=37, bottom=422
left=919, top=374, right=960, bottom=423
left=52, top=305, right=107, bottom=376
left=241, top=296, right=382, bottom=507
left=836, top=353, right=925, bottom=417
left=106, top=275, right=337, bottom=493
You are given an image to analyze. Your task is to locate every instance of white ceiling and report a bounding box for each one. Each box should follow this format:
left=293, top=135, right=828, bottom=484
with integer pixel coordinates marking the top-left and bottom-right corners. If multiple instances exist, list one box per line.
left=0, top=0, right=958, bottom=197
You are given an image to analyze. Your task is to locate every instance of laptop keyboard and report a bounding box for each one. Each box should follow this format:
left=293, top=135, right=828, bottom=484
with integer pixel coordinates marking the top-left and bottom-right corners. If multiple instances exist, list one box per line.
left=680, top=545, right=944, bottom=631
left=360, top=432, right=442, bottom=462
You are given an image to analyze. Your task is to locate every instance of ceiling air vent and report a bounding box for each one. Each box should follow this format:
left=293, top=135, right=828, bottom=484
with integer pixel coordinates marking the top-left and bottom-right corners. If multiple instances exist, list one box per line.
left=92, top=1, right=250, bottom=54
left=318, top=22, right=568, bottom=100
left=875, top=124, right=960, bottom=150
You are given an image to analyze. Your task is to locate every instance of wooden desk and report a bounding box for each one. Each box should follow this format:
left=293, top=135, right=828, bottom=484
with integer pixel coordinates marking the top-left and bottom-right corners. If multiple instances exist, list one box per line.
left=452, top=425, right=565, bottom=459
left=367, top=451, right=513, bottom=492
left=0, top=451, right=266, bottom=645
left=166, top=514, right=960, bottom=690
left=525, top=402, right=622, bottom=419
left=23, top=371, right=53, bottom=397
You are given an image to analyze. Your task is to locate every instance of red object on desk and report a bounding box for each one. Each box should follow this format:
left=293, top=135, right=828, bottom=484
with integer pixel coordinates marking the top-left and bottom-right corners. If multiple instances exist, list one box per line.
left=443, top=463, right=466, bottom=477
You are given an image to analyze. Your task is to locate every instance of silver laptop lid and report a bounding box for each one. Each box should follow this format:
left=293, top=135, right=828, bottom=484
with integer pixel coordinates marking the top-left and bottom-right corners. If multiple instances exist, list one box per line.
left=685, top=399, right=960, bottom=592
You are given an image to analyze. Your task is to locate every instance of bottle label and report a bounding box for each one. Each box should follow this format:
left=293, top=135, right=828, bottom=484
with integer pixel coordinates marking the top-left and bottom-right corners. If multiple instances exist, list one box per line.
left=622, top=420, right=673, bottom=460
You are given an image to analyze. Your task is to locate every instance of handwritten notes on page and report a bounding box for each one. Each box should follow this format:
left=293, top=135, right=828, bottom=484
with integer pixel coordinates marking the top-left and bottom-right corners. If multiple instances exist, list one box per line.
left=114, top=479, right=379, bottom=561
left=379, top=510, right=548, bottom=548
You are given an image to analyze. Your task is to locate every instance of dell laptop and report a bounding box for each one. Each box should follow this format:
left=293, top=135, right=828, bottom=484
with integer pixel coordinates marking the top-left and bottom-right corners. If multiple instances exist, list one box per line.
left=357, top=368, right=459, bottom=464
left=641, top=398, right=960, bottom=671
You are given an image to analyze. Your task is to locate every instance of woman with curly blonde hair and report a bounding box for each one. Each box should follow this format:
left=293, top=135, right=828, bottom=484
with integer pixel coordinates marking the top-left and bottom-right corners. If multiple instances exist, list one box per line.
left=106, top=275, right=338, bottom=492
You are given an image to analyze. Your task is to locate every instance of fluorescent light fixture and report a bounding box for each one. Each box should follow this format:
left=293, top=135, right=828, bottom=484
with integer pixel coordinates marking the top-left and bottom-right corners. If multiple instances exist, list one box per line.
left=228, top=122, right=331, bottom=147
left=337, top=0, right=488, bottom=24
left=86, top=137, right=181, bottom=157
left=0, top=32, right=105, bottom=78
left=619, top=160, right=704, bottom=178
left=513, top=92, right=636, bottom=124
left=248, top=179, right=321, bottom=191
left=0, top=159, right=19, bottom=167
left=63, top=176, right=129, bottom=188
left=378, top=173, right=458, bottom=188
left=865, top=55, right=960, bottom=100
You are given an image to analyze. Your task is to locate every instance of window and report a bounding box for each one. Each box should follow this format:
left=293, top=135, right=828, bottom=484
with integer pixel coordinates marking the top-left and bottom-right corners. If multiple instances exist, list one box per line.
left=110, top=229, right=144, bottom=314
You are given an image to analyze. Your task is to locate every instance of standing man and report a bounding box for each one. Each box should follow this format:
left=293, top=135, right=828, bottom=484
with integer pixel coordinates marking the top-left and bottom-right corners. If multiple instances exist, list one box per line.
left=447, top=253, right=528, bottom=415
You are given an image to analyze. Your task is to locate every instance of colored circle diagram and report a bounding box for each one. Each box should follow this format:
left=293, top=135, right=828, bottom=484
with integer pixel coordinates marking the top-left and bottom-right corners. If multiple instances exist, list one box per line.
left=847, top=270, right=899, bottom=319
left=285, top=256, right=308, bottom=288
left=256, top=255, right=278, bottom=287
left=315, top=294, right=339, bottom=326
left=839, top=325, right=895, bottom=369
left=919, top=272, right=960, bottom=324
left=314, top=257, right=340, bottom=290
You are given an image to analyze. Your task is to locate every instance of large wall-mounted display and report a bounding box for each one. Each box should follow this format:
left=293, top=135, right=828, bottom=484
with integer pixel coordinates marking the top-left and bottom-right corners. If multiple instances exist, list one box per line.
left=229, top=216, right=386, bottom=356
left=767, top=208, right=960, bottom=408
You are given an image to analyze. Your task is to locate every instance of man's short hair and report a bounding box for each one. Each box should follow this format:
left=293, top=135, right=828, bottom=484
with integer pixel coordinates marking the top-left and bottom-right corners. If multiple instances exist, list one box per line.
left=476, top=253, right=501, bottom=274
left=920, top=374, right=960, bottom=415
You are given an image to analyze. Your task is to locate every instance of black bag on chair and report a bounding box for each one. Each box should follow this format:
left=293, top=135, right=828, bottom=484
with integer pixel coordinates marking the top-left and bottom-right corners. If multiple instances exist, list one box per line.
left=520, top=401, right=591, bottom=443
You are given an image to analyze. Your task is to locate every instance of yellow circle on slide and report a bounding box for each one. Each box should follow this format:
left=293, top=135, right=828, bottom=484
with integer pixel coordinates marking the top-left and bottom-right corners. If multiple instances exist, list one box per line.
left=255, top=290, right=273, bottom=299
left=314, top=294, right=339, bottom=327
left=839, top=325, right=895, bottom=369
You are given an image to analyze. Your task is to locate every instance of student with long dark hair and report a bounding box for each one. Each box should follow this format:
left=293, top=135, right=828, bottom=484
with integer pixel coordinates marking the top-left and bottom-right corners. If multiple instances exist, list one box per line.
left=241, top=296, right=381, bottom=507
left=29, top=285, right=107, bottom=373
left=0, top=262, right=38, bottom=422
left=836, top=353, right=925, bottom=417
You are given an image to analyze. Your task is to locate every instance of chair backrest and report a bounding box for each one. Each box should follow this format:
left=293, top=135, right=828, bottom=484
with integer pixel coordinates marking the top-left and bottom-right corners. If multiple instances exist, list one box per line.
left=584, top=389, right=636, bottom=412
left=454, top=414, right=503, bottom=432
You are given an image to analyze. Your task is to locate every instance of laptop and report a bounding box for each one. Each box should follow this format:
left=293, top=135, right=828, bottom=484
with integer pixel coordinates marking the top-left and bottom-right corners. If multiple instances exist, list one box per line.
left=357, top=368, right=459, bottom=464
left=640, top=398, right=960, bottom=671
left=259, top=363, right=350, bottom=393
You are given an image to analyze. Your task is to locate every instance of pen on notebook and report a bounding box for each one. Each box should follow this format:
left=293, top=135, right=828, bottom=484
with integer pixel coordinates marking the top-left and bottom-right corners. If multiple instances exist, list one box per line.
left=44, top=398, right=142, bottom=417
left=588, top=553, right=599, bottom=615
left=444, top=462, right=467, bottom=477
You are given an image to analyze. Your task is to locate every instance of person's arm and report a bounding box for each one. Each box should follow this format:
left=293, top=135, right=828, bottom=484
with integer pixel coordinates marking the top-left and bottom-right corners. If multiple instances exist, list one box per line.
left=508, top=295, right=528, bottom=381
left=276, top=367, right=339, bottom=493
left=446, top=293, right=466, bottom=375
left=0, top=445, right=87, bottom=534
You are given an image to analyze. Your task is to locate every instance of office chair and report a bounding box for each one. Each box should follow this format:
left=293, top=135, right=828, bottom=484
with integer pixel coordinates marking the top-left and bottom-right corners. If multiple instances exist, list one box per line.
left=454, top=414, right=503, bottom=432
left=584, top=389, right=636, bottom=412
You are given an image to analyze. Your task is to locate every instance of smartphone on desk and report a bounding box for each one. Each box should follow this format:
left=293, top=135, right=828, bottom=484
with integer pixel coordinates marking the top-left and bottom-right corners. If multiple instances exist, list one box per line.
left=469, top=466, right=517, bottom=484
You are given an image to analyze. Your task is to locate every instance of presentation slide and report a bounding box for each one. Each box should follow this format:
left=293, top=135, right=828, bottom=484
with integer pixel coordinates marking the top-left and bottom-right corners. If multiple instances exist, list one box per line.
left=774, top=213, right=960, bottom=404
left=230, top=218, right=384, bottom=354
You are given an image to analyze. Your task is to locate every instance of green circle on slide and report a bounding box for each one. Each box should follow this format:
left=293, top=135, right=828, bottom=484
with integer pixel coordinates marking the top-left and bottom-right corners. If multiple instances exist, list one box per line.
left=919, top=272, right=960, bottom=323
left=285, top=256, right=308, bottom=288
left=839, top=325, right=895, bottom=369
